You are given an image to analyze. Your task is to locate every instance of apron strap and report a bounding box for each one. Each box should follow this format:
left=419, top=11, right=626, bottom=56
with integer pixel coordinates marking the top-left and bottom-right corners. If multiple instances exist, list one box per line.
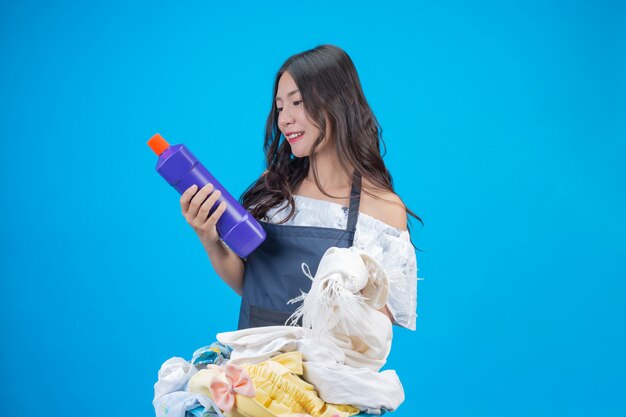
left=346, top=171, right=362, bottom=234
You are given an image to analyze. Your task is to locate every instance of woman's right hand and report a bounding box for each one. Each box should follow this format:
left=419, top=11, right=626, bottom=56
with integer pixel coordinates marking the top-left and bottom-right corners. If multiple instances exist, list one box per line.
left=180, top=183, right=228, bottom=247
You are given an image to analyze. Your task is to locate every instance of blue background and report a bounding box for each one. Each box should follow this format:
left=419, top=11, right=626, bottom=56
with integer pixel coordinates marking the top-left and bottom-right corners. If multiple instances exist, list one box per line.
left=1, top=1, right=624, bottom=416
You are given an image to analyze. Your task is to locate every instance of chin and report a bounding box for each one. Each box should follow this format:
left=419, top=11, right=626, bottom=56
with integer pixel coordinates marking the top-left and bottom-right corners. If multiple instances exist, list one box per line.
left=290, top=145, right=312, bottom=158
left=291, top=151, right=309, bottom=159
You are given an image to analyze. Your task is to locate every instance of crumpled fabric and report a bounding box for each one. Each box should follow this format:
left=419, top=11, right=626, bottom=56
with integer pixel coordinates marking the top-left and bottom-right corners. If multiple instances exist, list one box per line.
left=217, top=246, right=405, bottom=414
left=218, top=327, right=403, bottom=415
left=187, top=363, right=255, bottom=413
left=192, top=342, right=232, bottom=366
left=264, top=194, right=420, bottom=330
left=189, top=351, right=358, bottom=417
left=153, top=357, right=223, bottom=417
left=154, top=391, right=219, bottom=417
left=154, top=357, right=199, bottom=403
left=287, top=246, right=392, bottom=371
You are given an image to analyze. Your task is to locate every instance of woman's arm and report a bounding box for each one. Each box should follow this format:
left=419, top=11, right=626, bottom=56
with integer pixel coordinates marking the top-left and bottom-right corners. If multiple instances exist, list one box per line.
left=180, top=184, right=245, bottom=295
left=202, top=239, right=245, bottom=295
left=366, top=188, right=410, bottom=324
left=204, top=169, right=267, bottom=295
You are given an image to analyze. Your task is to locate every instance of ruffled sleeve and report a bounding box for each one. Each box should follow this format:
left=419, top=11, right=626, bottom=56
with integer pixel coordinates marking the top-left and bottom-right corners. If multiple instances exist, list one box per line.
left=353, top=215, right=419, bottom=331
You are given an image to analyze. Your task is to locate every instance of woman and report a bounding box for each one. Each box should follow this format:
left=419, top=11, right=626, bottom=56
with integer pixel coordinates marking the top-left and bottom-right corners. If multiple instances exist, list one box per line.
left=180, top=44, right=421, bottom=331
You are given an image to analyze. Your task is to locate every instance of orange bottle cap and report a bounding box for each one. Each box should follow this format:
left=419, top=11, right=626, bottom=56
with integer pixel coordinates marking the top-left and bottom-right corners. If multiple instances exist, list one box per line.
left=148, top=134, right=170, bottom=156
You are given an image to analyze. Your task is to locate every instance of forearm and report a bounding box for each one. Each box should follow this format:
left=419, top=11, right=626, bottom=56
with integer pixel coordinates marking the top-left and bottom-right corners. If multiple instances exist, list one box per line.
left=202, top=239, right=245, bottom=295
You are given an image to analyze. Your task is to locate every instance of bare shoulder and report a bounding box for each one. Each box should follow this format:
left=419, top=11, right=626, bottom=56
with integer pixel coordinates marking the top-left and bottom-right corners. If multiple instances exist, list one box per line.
left=360, top=179, right=408, bottom=231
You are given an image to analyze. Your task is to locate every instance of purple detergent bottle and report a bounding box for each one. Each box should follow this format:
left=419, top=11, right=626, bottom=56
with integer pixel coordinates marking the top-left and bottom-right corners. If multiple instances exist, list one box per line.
left=148, top=133, right=266, bottom=258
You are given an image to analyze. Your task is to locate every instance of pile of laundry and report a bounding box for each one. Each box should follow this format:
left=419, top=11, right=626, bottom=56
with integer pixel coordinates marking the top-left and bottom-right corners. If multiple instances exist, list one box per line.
left=153, top=246, right=405, bottom=417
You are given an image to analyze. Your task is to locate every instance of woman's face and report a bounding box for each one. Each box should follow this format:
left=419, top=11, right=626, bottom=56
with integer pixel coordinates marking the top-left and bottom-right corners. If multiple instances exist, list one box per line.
left=276, top=71, right=329, bottom=158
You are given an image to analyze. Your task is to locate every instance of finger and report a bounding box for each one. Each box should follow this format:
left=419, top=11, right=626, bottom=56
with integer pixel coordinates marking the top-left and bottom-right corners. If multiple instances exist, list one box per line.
left=197, top=189, right=222, bottom=221
left=203, top=201, right=227, bottom=228
left=180, top=184, right=199, bottom=214
left=188, top=183, right=214, bottom=218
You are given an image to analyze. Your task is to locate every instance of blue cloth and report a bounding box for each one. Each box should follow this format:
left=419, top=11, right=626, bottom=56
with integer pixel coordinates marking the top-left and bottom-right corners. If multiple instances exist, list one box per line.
left=191, top=342, right=232, bottom=366
left=185, top=406, right=220, bottom=417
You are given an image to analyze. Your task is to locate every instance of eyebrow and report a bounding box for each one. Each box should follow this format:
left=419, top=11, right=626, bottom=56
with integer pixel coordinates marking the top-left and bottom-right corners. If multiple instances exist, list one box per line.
left=275, top=89, right=300, bottom=102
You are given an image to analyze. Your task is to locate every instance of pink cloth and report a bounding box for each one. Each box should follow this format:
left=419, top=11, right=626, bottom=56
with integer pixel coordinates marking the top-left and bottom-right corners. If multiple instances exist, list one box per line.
left=207, top=363, right=255, bottom=412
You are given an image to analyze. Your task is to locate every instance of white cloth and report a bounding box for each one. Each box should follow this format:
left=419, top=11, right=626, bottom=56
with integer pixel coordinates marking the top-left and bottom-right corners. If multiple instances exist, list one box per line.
left=154, top=357, right=198, bottom=402
left=218, top=327, right=403, bottom=414
left=153, top=357, right=223, bottom=417
left=154, top=391, right=221, bottom=417
left=217, top=246, right=405, bottom=414
left=263, top=194, right=419, bottom=330
left=288, top=246, right=392, bottom=370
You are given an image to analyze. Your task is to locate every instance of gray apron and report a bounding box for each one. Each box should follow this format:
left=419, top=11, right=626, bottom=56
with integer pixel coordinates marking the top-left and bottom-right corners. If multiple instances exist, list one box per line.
left=238, top=172, right=362, bottom=329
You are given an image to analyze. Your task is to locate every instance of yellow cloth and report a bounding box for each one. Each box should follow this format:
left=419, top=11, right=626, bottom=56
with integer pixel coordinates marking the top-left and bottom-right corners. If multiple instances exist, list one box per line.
left=188, top=351, right=359, bottom=417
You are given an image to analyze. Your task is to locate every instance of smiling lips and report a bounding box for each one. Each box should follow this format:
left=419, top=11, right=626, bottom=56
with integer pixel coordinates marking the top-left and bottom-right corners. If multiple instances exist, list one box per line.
left=286, top=131, right=304, bottom=143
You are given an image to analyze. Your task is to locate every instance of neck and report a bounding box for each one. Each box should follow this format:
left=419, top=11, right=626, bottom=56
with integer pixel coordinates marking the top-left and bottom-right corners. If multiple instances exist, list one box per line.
left=306, top=146, right=352, bottom=191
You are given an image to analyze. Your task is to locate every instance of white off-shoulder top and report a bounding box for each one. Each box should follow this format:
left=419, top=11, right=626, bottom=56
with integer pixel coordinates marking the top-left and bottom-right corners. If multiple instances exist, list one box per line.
left=261, top=195, right=419, bottom=330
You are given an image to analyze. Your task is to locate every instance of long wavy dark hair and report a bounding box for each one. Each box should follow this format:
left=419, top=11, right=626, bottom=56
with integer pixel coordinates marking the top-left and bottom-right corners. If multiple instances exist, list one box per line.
left=239, top=44, right=423, bottom=240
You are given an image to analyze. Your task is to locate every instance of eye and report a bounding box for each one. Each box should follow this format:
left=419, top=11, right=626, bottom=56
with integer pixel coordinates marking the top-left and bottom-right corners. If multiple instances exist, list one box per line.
left=276, top=100, right=302, bottom=114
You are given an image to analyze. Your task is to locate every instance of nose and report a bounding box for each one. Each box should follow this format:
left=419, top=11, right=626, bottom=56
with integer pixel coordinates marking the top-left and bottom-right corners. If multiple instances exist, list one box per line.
left=278, top=105, right=295, bottom=130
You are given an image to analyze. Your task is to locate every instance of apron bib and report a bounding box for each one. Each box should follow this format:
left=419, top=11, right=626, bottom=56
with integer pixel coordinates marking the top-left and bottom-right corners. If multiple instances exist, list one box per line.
left=238, top=172, right=362, bottom=329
